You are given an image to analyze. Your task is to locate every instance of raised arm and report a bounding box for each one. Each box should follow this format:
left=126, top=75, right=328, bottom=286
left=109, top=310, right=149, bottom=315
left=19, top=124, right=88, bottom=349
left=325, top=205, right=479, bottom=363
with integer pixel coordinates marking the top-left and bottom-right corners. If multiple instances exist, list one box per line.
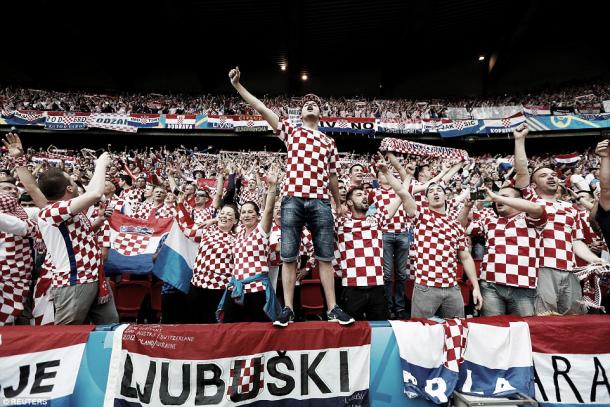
left=595, top=140, right=610, bottom=211
left=68, top=153, right=110, bottom=214
left=229, top=67, right=280, bottom=131
left=441, top=161, right=465, bottom=185
left=386, top=152, right=410, bottom=182
left=377, top=155, right=416, bottom=217
left=483, top=186, right=544, bottom=218
left=513, top=123, right=530, bottom=189
left=260, top=167, right=278, bottom=234
left=2, top=132, right=48, bottom=208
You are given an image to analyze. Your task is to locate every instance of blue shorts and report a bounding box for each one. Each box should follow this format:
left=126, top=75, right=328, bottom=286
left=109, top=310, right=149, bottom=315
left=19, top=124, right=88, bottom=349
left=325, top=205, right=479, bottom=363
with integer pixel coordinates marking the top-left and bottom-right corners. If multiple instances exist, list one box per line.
left=280, top=196, right=335, bottom=262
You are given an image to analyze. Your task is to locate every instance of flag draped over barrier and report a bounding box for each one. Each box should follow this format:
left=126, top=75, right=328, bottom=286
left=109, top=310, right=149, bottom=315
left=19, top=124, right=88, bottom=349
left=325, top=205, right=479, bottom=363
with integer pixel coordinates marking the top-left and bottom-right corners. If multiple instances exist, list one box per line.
left=103, top=322, right=372, bottom=407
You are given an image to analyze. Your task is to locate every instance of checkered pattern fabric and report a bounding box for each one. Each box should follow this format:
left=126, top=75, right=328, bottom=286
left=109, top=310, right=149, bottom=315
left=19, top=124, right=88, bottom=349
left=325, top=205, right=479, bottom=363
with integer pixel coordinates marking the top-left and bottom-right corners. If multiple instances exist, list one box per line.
left=442, top=318, right=467, bottom=372
left=276, top=120, right=340, bottom=200
left=0, top=218, right=37, bottom=325
left=134, top=202, right=177, bottom=220
left=412, top=202, right=467, bottom=287
left=191, top=206, right=215, bottom=224
left=475, top=211, right=546, bottom=289
left=521, top=186, right=585, bottom=270
left=336, top=210, right=388, bottom=287
left=379, top=138, right=469, bottom=160
left=112, top=233, right=150, bottom=256
left=38, top=200, right=101, bottom=288
left=119, top=187, right=142, bottom=206
left=372, top=187, right=410, bottom=233
left=191, top=226, right=235, bottom=290
left=227, top=357, right=265, bottom=397
left=233, top=224, right=270, bottom=294
left=240, top=188, right=264, bottom=208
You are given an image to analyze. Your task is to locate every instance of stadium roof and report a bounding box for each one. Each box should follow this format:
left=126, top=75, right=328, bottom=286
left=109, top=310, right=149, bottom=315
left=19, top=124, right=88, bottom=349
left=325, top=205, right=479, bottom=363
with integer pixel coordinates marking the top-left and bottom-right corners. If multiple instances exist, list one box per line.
left=2, top=0, right=608, bottom=98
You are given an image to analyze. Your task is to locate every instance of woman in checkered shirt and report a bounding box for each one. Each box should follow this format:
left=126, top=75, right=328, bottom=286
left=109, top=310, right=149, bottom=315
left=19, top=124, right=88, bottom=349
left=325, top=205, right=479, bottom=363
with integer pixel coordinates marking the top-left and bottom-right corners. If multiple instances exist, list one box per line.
left=217, top=167, right=280, bottom=323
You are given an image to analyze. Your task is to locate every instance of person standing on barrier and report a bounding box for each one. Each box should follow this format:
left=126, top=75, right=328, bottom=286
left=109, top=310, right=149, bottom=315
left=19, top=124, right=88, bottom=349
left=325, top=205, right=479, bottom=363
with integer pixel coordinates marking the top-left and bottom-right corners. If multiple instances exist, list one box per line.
left=463, top=186, right=546, bottom=316
left=229, top=67, right=354, bottom=327
left=513, top=124, right=605, bottom=315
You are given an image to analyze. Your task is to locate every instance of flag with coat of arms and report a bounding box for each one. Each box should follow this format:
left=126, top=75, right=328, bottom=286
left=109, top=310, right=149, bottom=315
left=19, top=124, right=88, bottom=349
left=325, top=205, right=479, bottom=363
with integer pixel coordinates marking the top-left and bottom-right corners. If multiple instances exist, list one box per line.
left=104, top=213, right=173, bottom=275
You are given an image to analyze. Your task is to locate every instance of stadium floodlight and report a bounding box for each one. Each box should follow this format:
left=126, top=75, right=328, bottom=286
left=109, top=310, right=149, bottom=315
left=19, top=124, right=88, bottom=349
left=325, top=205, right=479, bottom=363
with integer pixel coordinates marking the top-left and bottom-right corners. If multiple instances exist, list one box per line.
left=478, top=55, right=485, bottom=61
left=280, top=64, right=287, bottom=71
left=301, top=74, right=308, bottom=81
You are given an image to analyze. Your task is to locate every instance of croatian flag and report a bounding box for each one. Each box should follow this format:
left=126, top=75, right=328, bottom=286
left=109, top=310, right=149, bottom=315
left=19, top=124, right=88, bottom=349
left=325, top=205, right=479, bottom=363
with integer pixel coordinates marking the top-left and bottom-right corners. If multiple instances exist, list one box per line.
left=151, top=221, right=198, bottom=293
left=553, top=153, right=581, bottom=166
left=390, top=319, right=467, bottom=404
left=0, top=325, right=92, bottom=406
left=456, top=318, right=534, bottom=398
left=105, top=213, right=173, bottom=275
left=523, top=105, right=552, bottom=116
left=104, top=322, right=371, bottom=406
left=528, top=315, right=610, bottom=407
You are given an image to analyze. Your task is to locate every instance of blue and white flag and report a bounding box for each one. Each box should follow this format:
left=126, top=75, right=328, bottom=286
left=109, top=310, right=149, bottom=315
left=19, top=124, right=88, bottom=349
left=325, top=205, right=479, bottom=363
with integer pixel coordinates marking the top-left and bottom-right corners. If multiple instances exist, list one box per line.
left=151, top=221, right=198, bottom=293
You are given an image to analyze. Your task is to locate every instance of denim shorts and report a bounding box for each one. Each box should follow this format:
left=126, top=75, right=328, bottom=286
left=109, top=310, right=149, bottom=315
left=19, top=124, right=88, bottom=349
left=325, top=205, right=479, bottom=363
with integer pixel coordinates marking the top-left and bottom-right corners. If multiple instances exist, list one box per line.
left=280, top=195, right=335, bottom=262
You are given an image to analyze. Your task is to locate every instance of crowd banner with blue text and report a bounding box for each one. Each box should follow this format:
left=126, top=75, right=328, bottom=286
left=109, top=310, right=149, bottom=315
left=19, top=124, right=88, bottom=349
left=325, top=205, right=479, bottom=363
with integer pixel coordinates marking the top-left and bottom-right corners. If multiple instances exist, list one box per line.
left=3, top=109, right=610, bottom=136
left=103, top=322, right=371, bottom=407
left=44, top=112, right=90, bottom=130
left=128, top=113, right=162, bottom=128
left=0, top=325, right=93, bottom=406
left=528, top=315, right=610, bottom=407
left=105, top=213, right=173, bottom=275
left=88, top=113, right=137, bottom=133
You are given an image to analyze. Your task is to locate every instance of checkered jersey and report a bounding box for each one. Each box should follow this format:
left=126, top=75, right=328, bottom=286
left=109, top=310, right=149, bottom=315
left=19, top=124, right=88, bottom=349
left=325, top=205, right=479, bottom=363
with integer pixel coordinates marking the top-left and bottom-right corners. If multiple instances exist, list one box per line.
left=336, top=210, right=388, bottom=287
left=119, top=187, right=142, bottom=206
left=0, top=218, right=37, bottom=324
left=191, top=226, right=235, bottom=290
left=134, top=202, right=177, bottom=220
left=191, top=206, right=215, bottom=224
left=372, top=187, right=410, bottom=233
left=474, top=211, right=547, bottom=289
left=276, top=120, right=340, bottom=199
left=521, top=186, right=584, bottom=270
left=38, top=200, right=101, bottom=288
left=240, top=188, right=264, bottom=208
left=233, top=223, right=270, bottom=294
left=412, top=202, right=467, bottom=287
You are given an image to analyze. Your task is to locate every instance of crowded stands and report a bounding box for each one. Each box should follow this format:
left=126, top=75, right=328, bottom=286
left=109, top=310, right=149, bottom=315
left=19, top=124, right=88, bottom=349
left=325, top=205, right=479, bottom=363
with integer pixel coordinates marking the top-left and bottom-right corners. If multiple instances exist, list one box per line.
left=0, top=68, right=609, bottom=328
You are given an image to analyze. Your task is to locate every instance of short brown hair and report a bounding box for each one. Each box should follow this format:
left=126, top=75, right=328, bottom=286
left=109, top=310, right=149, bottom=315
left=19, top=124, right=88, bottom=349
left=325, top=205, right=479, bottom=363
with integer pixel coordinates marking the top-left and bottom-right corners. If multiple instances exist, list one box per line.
left=38, top=168, right=71, bottom=201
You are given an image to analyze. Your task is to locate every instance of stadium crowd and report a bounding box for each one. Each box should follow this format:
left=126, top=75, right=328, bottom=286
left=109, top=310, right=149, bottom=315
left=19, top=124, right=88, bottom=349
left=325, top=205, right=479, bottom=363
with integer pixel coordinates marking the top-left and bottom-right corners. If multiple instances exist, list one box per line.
left=1, top=80, right=609, bottom=119
left=1, top=69, right=609, bottom=327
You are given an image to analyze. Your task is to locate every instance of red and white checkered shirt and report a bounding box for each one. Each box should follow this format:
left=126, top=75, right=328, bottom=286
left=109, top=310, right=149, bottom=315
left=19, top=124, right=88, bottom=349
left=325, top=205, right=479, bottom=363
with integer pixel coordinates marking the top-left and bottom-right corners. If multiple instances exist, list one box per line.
left=183, top=200, right=215, bottom=224
left=0, top=217, right=37, bottom=324
left=240, top=188, right=264, bottom=209
left=233, top=223, right=270, bottom=294
left=521, top=186, right=585, bottom=270
left=38, top=200, right=102, bottom=288
left=336, top=210, right=389, bottom=287
left=119, top=187, right=142, bottom=206
left=473, top=210, right=547, bottom=289
left=412, top=202, right=468, bottom=287
left=276, top=120, right=340, bottom=200
left=372, top=187, right=410, bottom=233
left=191, top=225, right=235, bottom=290
left=134, top=202, right=177, bottom=220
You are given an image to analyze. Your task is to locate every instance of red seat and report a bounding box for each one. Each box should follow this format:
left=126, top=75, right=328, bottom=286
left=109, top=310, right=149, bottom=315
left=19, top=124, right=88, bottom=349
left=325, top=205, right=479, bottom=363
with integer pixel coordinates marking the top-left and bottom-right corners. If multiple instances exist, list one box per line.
left=108, top=280, right=117, bottom=301
left=150, top=281, right=163, bottom=318
left=299, top=279, right=325, bottom=318
left=115, top=281, right=151, bottom=320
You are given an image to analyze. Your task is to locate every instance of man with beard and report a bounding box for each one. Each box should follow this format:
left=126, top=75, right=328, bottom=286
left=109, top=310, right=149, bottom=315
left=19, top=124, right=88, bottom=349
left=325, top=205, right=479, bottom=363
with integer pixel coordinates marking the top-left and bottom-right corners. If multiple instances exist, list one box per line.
left=514, top=123, right=604, bottom=315
left=229, top=67, right=353, bottom=326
